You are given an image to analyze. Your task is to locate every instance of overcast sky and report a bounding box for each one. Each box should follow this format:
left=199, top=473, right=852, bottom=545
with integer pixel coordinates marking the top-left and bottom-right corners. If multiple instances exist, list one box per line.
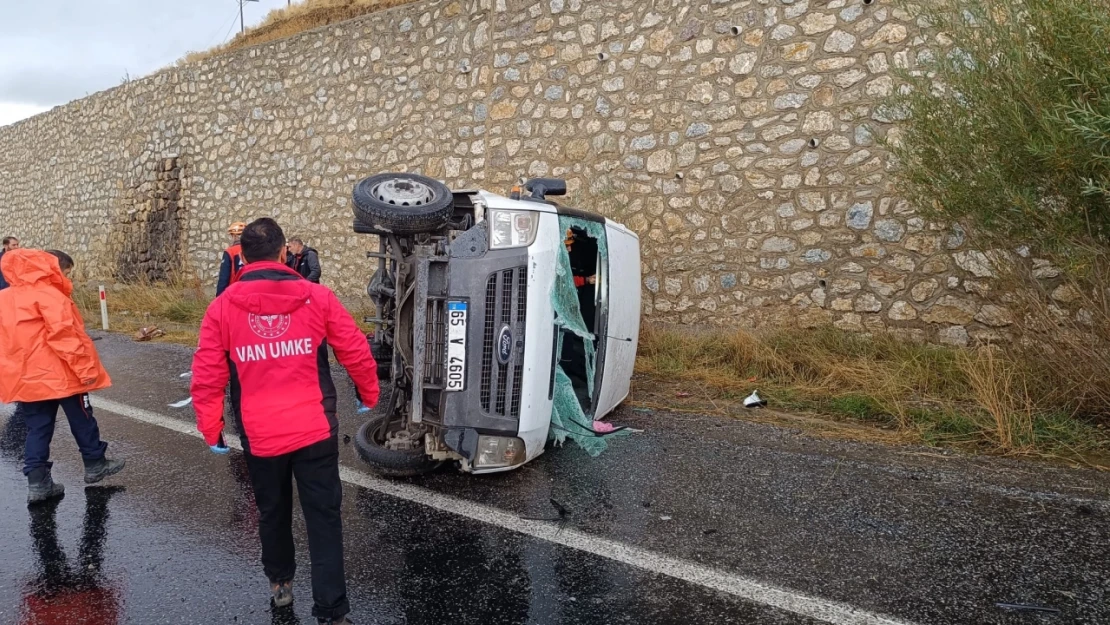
left=0, top=0, right=292, bottom=126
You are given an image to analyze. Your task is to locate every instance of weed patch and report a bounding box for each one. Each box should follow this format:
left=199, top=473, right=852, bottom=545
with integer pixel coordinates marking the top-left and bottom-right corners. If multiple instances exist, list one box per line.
left=636, top=324, right=1110, bottom=464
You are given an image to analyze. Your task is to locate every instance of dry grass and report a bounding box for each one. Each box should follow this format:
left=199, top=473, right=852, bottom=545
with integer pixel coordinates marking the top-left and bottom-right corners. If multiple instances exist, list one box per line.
left=636, top=324, right=1110, bottom=464
left=73, top=279, right=211, bottom=346
left=180, top=0, right=419, bottom=65
left=1002, top=261, right=1110, bottom=421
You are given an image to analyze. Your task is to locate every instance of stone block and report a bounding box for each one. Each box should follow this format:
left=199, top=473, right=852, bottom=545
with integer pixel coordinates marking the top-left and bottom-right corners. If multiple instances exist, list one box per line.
left=854, top=293, right=882, bottom=312
left=888, top=301, right=918, bottom=321
left=846, top=202, right=873, bottom=230
left=868, top=268, right=906, bottom=297
left=824, top=30, right=857, bottom=53
left=921, top=296, right=977, bottom=325
left=975, top=305, right=1014, bottom=327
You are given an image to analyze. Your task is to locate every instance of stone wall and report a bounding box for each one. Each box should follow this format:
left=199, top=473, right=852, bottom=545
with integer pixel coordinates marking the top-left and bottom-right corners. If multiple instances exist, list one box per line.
left=0, top=0, right=1014, bottom=344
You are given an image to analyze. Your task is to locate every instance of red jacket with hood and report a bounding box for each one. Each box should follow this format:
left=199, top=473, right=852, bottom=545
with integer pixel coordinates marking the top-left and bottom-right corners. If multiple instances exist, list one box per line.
left=191, top=261, right=380, bottom=457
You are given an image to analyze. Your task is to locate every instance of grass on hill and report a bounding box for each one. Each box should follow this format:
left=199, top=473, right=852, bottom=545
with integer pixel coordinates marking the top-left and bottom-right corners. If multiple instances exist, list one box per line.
left=180, top=0, right=419, bottom=65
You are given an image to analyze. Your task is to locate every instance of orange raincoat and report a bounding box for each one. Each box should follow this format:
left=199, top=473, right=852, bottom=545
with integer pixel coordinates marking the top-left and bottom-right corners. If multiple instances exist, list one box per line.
left=0, top=249, right=111, bottom=403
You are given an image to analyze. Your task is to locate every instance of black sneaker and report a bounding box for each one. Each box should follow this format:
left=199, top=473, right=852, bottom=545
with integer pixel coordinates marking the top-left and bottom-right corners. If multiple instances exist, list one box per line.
left=271, top=582, right=293, bottom=608
left=27, top=468, right=65, bottom=505
left=84, top=457, right=126, bottom=484
left=317, top=618, right=352, bottom=624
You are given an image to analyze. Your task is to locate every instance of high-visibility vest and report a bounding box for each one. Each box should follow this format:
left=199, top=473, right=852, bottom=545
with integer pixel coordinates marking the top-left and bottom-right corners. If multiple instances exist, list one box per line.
left=226, top=244, right=246, bottom=284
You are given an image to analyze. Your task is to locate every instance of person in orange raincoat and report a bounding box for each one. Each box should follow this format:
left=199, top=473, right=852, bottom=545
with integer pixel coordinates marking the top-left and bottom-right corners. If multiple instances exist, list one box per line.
left=0, top=249, right=125, bottom=504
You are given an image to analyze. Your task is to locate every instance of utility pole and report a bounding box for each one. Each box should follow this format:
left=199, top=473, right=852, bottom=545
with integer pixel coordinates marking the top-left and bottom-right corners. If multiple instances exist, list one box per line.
left=240, top=0, right=259, bottom=34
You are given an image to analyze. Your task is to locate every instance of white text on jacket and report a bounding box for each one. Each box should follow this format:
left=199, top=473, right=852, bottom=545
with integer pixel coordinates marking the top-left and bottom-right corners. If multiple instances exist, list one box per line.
left=235, top=338, right=314, bottom=363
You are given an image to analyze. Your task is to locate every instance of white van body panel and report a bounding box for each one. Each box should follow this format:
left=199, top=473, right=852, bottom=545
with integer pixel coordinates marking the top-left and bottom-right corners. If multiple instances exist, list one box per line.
left=594, top=220, right=641, bottom=418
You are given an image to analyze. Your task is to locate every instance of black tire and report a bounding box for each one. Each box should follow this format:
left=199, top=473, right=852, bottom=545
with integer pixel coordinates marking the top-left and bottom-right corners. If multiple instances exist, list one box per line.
left=352, top=173, right=453, bottom=235
left=354, top=415, right=443, bottom=477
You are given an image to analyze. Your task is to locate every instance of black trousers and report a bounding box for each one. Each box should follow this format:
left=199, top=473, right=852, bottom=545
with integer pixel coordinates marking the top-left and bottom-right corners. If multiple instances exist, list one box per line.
left=244, top=436, right=348, bottom=620
left=21, top=394, right=107, bottom=476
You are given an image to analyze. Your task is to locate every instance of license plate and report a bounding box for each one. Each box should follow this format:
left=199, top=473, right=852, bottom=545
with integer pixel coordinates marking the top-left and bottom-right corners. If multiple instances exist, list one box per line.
left=445, top=301, right=467, bottom=391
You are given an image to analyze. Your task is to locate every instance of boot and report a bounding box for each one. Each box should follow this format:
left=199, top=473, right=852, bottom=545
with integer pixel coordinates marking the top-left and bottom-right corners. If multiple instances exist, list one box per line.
left=84, top=457, right=126, bottom=484
left=270, top=581, right=293, bottom=608
left=27, top=467, right=65, bottom=505
left=317, top=618, right=353, bottom=625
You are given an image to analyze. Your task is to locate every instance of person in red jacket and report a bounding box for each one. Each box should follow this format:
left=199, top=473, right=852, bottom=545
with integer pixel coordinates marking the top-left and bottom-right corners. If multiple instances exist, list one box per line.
left=191, top=218, right=379, bottom=625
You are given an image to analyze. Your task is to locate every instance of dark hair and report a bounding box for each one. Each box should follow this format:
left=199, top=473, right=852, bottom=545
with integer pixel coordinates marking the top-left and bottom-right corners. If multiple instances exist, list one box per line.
left=288, top=237, right=304, bottom=245
left=2, top=236, right=17, bottom=246
left=46, top=249, right=74, bottom=271
left=241, top=218, right=286, bottom=263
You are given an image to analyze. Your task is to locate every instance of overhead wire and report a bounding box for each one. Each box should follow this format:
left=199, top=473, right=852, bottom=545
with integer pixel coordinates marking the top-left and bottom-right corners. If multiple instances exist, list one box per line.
left=204, top=5, right=242, bottom=49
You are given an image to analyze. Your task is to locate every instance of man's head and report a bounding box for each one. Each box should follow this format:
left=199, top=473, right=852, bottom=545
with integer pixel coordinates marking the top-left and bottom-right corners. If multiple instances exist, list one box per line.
left=288, top=237, right=305, bottom=255
left=46, top=250, right=74, bottom=277
left=241, top=218, right=287, bottom=264
left=2, top=236, right=20, bottom=252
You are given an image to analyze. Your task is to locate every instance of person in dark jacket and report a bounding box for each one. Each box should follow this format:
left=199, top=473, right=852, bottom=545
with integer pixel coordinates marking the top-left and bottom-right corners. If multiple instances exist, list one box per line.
left=216, top=222, right=247, bottom=296
left=286, top=237, right=321, bottom=283
left=191, top=218, right=378, bottom=625
left=0, top=235, right=20, bottom=290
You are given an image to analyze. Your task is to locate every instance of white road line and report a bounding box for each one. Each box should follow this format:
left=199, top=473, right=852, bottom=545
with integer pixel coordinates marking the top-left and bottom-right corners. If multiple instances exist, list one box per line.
left=92, top=395, right=918, bottom=625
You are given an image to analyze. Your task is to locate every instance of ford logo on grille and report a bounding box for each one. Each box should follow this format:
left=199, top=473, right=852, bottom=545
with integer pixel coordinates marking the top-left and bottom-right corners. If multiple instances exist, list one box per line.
left=496, top=325, right=513, bottom=365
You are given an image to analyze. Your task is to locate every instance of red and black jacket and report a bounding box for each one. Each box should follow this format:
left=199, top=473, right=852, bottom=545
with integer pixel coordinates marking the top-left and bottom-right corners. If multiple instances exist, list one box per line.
left=215, top=244, right=246, bottom=296
left=191, top=261, right=380, bottom=457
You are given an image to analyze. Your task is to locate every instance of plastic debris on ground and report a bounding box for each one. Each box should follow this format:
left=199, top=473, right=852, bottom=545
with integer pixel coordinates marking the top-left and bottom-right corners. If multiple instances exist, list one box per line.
left=743, top=390, right=767, bottom=408
left=168, top=397, right=192, bottom=408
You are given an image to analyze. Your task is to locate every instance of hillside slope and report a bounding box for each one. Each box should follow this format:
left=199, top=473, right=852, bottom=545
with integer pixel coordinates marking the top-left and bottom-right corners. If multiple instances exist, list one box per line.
left=182, top=0, right=419, bottom=64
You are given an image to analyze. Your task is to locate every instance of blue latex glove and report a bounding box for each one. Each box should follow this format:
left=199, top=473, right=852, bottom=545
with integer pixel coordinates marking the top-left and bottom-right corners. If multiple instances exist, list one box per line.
left=210, top=434, right=230, bottom=455
left=356, top=402, right=370, bottom=414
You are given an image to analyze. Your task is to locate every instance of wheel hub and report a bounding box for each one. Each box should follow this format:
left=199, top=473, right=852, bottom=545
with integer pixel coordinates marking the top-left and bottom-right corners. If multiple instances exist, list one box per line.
left=384, top=428, right=423, bottom=452
left=372, top=178, right=435, bottom=207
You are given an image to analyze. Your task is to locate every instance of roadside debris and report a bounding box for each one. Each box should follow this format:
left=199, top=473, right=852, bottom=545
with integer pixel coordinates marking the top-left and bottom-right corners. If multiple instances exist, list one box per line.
left=592, top=421, right=617, bottom=433
left=995, top=603, right=1061, bottom=614
left=133, top=326, right=165, bottom=342
left=168, top=397, right=192, bottom=408
left=520, top=498, right=571, bottom=522
left=675, top=391, right=693, bottom=398
left=744, top=390, right=767, bottom=408
left=179, top=371, right=192, bottom=379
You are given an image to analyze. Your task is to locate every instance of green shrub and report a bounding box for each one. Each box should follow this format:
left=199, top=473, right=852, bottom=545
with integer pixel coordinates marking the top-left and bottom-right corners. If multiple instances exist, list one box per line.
left=890, top=0, right=1110, bottom=260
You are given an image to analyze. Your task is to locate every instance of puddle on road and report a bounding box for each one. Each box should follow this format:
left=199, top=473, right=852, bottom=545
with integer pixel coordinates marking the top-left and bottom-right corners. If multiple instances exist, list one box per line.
left=19, top=489, right=127, bottom=624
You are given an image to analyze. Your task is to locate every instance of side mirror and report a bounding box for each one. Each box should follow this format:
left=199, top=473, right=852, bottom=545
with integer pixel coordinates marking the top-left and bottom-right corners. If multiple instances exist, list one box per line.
left=524, top=178, right=567, bottom=200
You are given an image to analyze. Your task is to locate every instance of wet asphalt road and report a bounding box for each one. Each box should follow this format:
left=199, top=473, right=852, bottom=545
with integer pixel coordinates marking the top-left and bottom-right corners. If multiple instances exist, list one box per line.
left=1, top=332, right=1109, bottom=625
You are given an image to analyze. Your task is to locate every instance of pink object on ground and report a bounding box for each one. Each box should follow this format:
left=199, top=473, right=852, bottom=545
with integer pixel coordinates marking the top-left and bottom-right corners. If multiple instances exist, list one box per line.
left=592, top=420, right=617, bottom=433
